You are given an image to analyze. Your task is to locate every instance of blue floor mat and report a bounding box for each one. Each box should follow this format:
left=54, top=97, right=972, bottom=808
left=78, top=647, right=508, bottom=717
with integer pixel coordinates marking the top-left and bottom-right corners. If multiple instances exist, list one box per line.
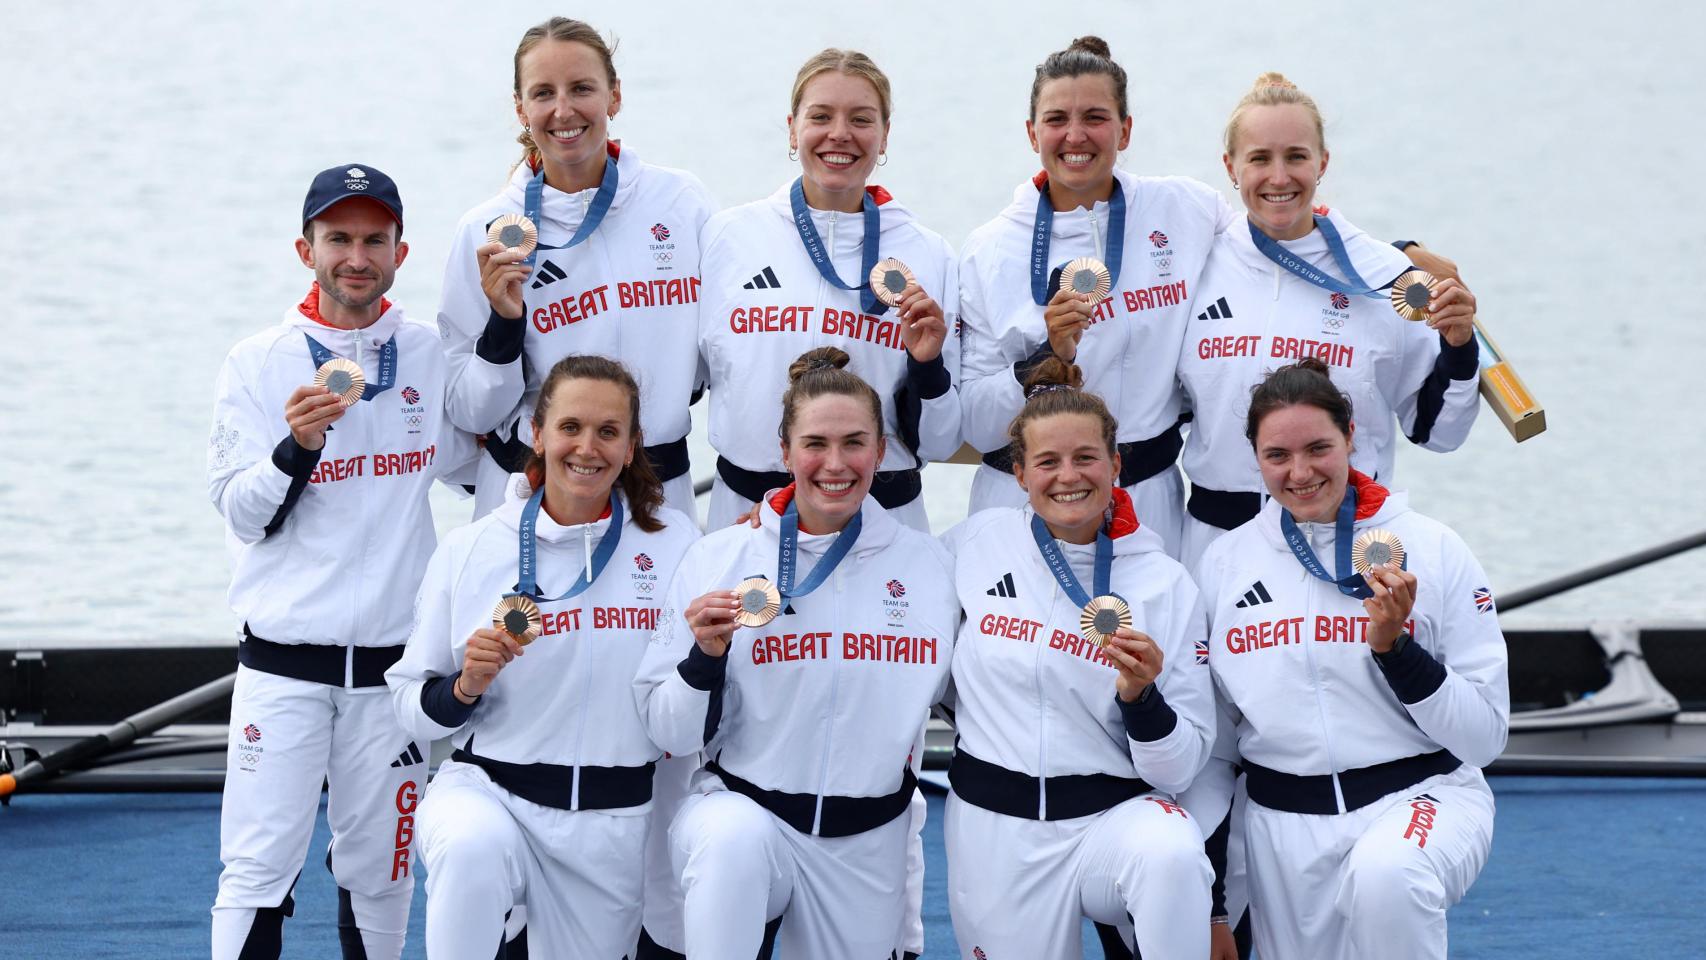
left=2, top=777, right=1699, bottom=958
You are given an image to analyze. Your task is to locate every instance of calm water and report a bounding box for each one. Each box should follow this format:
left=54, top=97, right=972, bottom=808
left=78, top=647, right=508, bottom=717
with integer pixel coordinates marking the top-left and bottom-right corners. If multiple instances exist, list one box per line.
left=2, top=1, right=1703, bottom=647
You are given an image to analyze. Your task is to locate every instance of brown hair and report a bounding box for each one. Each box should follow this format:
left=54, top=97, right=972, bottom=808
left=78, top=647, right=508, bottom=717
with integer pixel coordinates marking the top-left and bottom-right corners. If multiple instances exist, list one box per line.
left=1244, top=357, right=1354, bottom=449
left=1006, top=357, right=1119, bottom=466
left=778, top=347, right=884, bottom=446
left=790, top=48, right=893, bottom=124
left=1029, top=36, right=1129, bottom=121
left=526, top=355, right=664, bottom=532
left=1224, top=71, right=1325, bottom=156
left=512, top=18, right=620, bottom=171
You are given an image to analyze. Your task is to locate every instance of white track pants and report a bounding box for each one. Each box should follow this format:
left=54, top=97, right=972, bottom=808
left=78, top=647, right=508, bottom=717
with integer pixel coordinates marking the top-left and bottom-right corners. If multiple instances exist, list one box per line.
left=417, top=760, right=649, bottom=958
left=707, top=476, right=928, bottom=533
left=944, top=791, right=1211, bottom=959
left=212, top=665, right=416, bottom=960
left=639, top=751, right=701, bottom=952
left=969, top=463, right=1185, bottom=560
left=672, top=785, right=911, bottom=960
left=1245, top=765, right=1495, bottom=960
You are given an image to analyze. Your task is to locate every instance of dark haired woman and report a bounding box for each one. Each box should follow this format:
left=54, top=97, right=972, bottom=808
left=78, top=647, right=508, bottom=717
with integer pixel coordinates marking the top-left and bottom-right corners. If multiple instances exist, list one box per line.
left=438, top=16, right=718, bottom=521
left=634, top=347, right=957, bottom=959
left=942, top=357, right=1217, bottom=958
left=958, top=35, right=1234, bottom=557
left=698, top=49, right=959, bottom=533
left=1177, top=72, right=1482, bottom=571
left=388, top=356, right=701, bottom=957
left=1195, top=358, right=1506, bottom=960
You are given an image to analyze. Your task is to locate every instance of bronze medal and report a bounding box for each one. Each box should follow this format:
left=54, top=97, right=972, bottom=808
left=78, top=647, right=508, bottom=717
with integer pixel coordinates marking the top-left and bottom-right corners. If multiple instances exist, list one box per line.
left=486, top=213, right=539, bottom=258
left=1079, top=595, right=1132, bottom=648
left=1389, top=270, right=1437, bottom=322
left=868, top=258, right=916, bottom=307
left=733, top=577, right=782, bottom=628
left=1061, top=257, right=1112, bottom=303
left=492, top=594, right=543, bottom=645
left=1351, top=530, right=1407, bottom=578
left=313, top=357, right=366, bottom=406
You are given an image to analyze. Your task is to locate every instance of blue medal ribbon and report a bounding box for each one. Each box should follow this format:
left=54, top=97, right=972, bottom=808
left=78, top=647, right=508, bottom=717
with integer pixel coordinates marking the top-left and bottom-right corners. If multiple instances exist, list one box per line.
left=1028, top=512, right=1116, bottom=609
left=304, top=333, right=396, bottom=401
left=777, top=498, right=862, bottom=602
left=1278, top=485, right=1374, bottom=600
left=1029, top=180, right=1126, bottom=306
left=787, top=177, right=887, bottom=316
left=519, top=155, right=619, bottom=270
left=1247, top=214, right=1383, bottom=299
left=513, top=488, right=623, bottom=601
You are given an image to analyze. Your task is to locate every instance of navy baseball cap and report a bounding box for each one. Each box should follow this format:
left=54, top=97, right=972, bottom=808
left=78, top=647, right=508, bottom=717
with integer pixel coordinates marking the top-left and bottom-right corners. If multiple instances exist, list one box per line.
left=302, top=163, right=403, bottom=233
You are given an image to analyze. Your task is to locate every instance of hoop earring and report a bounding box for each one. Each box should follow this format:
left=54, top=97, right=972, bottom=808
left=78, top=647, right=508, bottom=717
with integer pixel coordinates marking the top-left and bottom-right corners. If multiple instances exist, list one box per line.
left=788, top=147, right=799, bottom=161
left=1231, top=179, right=1239, bottom=189
left=877, top=152, right=888, bottom=166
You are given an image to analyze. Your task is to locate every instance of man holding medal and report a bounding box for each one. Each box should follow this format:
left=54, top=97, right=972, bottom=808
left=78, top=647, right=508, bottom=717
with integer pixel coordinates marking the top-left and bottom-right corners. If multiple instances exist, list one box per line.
left=205, top=164, right=482, bottom=960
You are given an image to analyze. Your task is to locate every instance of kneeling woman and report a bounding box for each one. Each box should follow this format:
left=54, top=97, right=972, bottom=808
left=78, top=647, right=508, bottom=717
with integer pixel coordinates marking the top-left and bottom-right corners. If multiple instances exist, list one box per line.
left=1197, top=358, right=1507, bottom=960
left=387, top=356, right=700, bottom=957
left=634, top=347, right=957, bottom=959
left=943, top=358, right=1217, bottom=959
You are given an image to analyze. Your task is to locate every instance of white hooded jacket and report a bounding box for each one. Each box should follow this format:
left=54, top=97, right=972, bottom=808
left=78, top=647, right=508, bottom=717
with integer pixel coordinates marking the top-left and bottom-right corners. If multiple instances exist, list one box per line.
left=698, top=183, right=961, bottom=474
left=943, top=495, right=1216, bottom=798
left=207, top=293, right=477, bottom=647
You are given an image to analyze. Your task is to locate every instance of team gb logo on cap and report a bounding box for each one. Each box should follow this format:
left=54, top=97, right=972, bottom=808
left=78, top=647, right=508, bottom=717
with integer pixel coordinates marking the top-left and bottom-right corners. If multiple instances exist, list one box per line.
left=344, top=167, right=369, bottom=191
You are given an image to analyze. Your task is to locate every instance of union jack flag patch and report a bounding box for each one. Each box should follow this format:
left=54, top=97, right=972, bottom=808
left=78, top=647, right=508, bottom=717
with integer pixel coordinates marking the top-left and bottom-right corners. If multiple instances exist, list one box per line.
left=1473, top=587, right=1495, bottom=615
left=1194, top=639, right=1210, bottom=664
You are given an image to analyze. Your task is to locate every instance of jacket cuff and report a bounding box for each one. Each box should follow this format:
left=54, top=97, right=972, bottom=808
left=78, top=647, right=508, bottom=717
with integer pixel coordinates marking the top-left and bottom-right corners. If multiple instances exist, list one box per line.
left=1373, top=636, right=1448, bottom=704
left=1117, top=684, right=1179, bottom=742
left=475, top=309, right=527, bottom=365
left=677, top=644, right=729, bottom=692
left=421, top=675, right=478, bottom=727
left=905, top=353, right=951, bottom=401
left=270, top=435, right=323, bottom=480
left=1436, top=334, right=1479, bottom=381
left=1011, top=341, right=1057, bottom=388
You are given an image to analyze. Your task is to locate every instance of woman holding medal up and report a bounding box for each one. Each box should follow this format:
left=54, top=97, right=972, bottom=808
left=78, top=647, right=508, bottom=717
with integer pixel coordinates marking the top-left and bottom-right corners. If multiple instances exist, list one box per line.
left=1193, top=358, right=1507, bottom=960
left=438, top=16, right=718, bottom=520
left=957, top=36, right=1236, bottom=557
left=1176, top=73, right=1483, bottom=571
left=633, top=347, right=958, bottom=960
left=941, top=357, right=1217, bottom=959
left=386, top=356, right=700, bottom=958
left=698, top=48, right=959, bottom=532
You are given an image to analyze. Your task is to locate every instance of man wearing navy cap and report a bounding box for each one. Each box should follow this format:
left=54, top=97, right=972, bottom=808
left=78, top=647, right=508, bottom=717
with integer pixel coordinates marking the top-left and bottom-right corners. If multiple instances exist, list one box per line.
left=205, top=165, right=520, bottom=959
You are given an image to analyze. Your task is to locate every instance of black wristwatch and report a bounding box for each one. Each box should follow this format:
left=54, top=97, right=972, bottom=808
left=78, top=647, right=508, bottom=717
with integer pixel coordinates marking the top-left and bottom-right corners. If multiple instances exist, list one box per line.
left=1375, top=631, right=1412, bottom=660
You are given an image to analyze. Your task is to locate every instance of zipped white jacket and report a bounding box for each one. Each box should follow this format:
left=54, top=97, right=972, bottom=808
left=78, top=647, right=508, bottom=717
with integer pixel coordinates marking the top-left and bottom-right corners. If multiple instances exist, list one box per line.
left=387, top=481, right=699, bottom=771
left=1179, top=209, right=1480, bottom=494
left=944, top=497, right=1216, bottom=796
left=633, top=488, right=957, bottom=800
left=958, top=171, right=1232, bottom=456
left=207, top=293, right=477, bottom=646
left=698, top=184, right=961, bottom=473
left=437, top=144, right=716, bottom=449
left=1196, top=474, right=1508, bottom=783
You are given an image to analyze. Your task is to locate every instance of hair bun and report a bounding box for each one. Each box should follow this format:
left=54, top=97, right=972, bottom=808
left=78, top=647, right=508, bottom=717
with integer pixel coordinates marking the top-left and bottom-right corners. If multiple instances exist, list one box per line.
left=1069, top=35, right=1112, bottom=59
left=787, top=346, right=852, bottom=383
left=1021, top=355, right=1085, bottom=398
left=1253, top=71, right=1296, bottom=91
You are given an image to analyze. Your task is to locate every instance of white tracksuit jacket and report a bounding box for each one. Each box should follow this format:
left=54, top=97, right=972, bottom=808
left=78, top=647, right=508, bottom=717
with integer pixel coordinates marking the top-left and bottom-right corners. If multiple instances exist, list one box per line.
left=207, top=292, right=480, bottom=647
left=698, top=184, right=961, bottom=479
left=633, top=488, right=957, bottom=811
left=1197, top=474, right=1508, bottom=791
left=957, top=172, right=1232, bottom=494
left=387, top=488, right=699, bottom=780
left=1179, top=209, right=1481, bottom=499
left=944, top=498, right=1216, bottom=798
left=437, top=144, right=717, bottom=510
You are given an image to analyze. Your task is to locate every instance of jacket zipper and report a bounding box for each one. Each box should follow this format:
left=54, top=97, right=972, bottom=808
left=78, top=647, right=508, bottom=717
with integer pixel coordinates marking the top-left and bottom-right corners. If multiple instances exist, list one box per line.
left=1299, top=522, right=1345, bottom=812
left=811, top=553, right=844, bottom=835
